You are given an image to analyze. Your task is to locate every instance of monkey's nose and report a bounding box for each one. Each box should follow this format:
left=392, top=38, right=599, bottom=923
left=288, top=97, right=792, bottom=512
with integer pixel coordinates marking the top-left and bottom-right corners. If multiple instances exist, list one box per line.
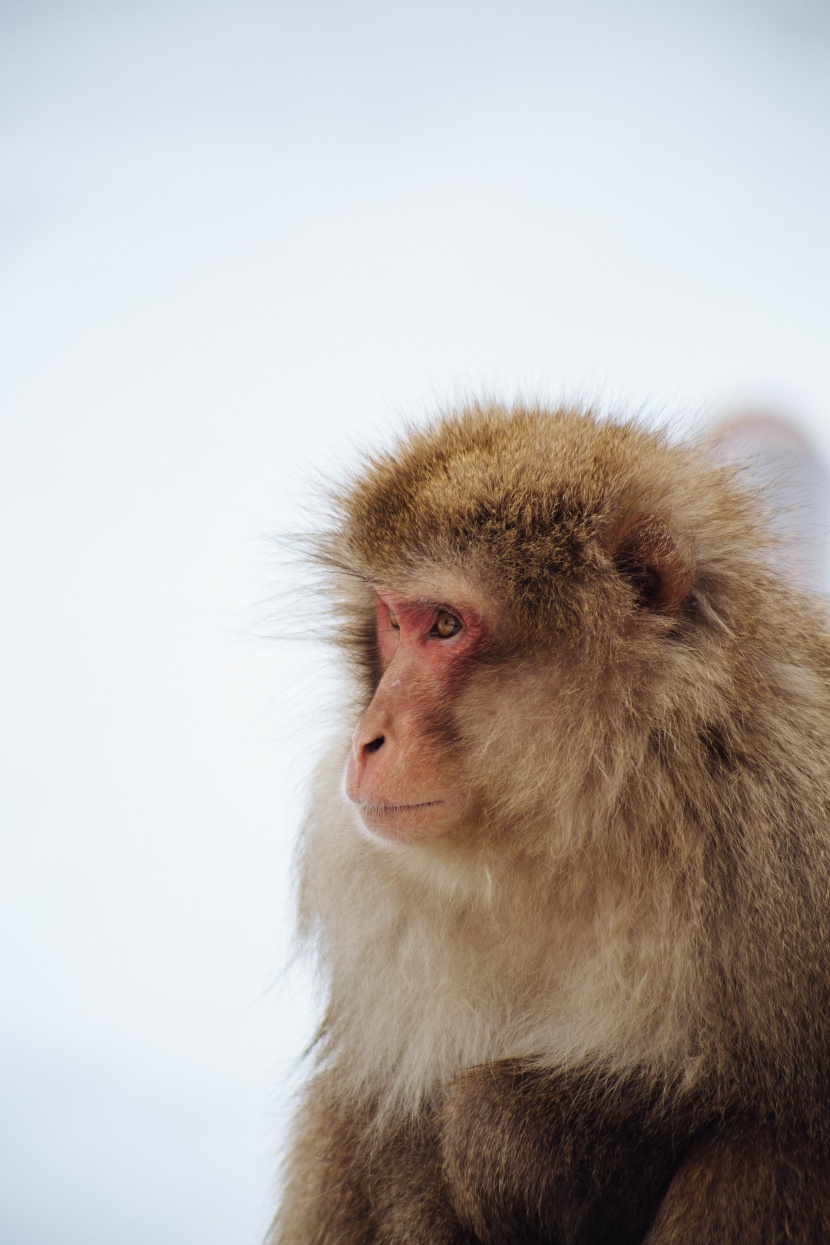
left=345, top=732, right=386, bottom=803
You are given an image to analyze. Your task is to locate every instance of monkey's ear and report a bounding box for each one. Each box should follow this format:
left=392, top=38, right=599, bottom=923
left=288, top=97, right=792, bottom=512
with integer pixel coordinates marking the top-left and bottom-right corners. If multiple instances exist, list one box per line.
left=604, top=514, right=693, bottom=616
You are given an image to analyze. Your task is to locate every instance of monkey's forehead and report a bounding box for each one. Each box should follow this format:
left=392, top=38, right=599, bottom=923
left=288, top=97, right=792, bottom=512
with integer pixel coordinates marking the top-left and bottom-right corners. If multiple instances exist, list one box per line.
left=333, top=405, right=732, bottom=585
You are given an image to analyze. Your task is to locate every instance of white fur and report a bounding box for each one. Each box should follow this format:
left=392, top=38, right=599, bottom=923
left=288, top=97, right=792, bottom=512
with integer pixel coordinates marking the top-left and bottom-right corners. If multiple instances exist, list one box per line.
left=298, top=733, right=705, bottom=1117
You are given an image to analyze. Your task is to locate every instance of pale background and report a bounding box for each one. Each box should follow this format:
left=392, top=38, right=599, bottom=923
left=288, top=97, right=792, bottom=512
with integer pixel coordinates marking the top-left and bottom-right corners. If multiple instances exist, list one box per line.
left=2, top=2, right=829, bottom=1242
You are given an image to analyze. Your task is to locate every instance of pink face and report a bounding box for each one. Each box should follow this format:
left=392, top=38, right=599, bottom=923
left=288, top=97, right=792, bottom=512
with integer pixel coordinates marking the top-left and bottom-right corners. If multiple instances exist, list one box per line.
left=344, top=583, right=489, bottom=844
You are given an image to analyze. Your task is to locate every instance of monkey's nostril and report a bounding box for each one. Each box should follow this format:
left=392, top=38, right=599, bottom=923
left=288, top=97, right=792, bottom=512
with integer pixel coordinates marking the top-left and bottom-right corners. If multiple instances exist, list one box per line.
left=364, top=735, right=385, bottom=754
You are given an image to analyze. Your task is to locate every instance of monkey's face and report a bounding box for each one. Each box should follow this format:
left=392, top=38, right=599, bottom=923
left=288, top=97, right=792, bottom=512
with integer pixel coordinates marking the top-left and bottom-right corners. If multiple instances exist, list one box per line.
left=344, top=580, right=490, bottom=844
left=331, top=407, right=713, bottom=848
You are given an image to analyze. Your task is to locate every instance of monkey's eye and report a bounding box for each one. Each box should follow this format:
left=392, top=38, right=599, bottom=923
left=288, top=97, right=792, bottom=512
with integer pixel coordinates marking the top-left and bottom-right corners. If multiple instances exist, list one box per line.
left=431, top=611, right=462, bottom=639
left=388, top=610, right=400, bottom=630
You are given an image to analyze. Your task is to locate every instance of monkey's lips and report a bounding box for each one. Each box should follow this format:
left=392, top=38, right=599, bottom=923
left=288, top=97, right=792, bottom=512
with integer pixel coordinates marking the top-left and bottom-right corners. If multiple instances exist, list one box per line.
left=352, top=798, right=447, bottom=842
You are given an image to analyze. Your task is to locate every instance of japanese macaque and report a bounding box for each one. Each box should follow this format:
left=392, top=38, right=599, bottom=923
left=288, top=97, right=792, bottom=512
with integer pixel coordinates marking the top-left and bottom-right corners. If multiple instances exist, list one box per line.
left=270, top=403, right=830, bottom=1244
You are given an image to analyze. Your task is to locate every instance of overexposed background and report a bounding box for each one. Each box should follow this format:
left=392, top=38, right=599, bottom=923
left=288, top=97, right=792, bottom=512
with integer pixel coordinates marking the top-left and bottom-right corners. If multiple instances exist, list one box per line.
left=2, top=2, right=829, bottom=1242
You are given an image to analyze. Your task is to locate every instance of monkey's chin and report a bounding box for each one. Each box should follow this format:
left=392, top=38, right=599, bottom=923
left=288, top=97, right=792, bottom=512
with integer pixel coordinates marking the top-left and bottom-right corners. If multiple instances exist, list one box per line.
left=351, top=799, right=450, bottom=844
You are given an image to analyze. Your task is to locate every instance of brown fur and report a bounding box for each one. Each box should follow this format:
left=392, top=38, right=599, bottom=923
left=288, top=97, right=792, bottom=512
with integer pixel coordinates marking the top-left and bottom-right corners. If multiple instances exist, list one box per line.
left=271, top=403, right=830, bottom=1243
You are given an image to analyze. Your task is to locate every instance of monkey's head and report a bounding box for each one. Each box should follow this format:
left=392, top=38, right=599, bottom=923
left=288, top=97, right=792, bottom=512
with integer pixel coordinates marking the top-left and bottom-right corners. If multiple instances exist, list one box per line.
left=319, top=403, right=772, bottom=852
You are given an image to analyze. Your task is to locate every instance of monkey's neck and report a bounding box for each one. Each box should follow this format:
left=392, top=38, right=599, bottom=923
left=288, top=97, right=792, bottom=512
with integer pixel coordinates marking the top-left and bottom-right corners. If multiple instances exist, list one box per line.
left=299, top=778, right=708, bottom=1116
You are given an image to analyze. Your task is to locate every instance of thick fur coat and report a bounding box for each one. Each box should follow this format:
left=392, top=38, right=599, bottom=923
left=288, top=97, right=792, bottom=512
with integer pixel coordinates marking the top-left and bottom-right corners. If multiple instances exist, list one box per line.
left=272, top=405, right=830, bottom=1244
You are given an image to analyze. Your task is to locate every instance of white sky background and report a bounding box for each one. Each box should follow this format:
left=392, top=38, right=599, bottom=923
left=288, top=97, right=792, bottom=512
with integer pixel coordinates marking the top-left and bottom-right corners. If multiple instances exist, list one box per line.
left=1, top=1, right=829, bottom=1242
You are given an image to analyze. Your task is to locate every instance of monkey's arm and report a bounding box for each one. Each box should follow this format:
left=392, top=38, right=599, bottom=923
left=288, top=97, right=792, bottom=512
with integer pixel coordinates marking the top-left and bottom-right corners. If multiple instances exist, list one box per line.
left=270, top=1072, right=473, bottom=1245
left=268, top=1074, right=375, bottom=1245
left=643, top=1120, right=830, bottom=1244
left=440, top=1060, right=830, bottom=1245
left=438, top=1059, right=693, bottom=1245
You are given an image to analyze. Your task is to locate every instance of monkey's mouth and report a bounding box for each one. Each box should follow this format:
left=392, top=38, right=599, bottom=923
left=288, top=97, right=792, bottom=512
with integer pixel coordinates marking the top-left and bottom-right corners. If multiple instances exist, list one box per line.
left=353, top=798, right=447, bottom=843
left=361, top=800, right=444, bottom=813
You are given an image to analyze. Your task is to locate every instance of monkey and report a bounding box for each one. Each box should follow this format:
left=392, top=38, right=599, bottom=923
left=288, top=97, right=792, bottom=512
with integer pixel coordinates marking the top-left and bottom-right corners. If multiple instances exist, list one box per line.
left=269, top=402, right=830, bottom=1244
